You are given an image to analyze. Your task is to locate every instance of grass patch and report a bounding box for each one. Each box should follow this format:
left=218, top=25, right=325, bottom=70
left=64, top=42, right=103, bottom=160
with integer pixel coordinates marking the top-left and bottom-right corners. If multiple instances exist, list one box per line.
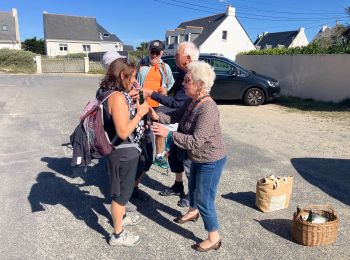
left=275, top=96, right=350, bottom=112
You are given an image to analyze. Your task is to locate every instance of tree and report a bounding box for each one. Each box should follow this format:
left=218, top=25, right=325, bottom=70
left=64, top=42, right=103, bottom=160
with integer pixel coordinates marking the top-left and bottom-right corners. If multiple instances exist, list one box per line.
left=22, top=37, right=45, bottom=55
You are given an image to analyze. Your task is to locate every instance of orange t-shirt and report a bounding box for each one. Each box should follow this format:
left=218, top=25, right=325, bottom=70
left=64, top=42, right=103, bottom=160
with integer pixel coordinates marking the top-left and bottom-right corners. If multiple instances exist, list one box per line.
left=143, top=65, right=162, bottom=108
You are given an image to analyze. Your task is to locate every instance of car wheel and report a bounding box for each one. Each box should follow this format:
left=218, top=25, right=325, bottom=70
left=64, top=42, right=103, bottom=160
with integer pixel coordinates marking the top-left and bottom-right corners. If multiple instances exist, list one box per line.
left=243, top=88, right=265, bottom=106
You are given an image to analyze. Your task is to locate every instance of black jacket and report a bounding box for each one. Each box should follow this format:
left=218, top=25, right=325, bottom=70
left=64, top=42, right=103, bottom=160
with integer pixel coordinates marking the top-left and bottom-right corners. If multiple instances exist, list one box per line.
left=150, top=70, right=188, bottom=108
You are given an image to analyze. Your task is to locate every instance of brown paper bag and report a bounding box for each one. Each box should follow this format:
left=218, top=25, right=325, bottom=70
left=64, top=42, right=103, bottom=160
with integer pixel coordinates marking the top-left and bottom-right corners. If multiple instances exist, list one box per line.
left=256, top=175, right=293, bottom=212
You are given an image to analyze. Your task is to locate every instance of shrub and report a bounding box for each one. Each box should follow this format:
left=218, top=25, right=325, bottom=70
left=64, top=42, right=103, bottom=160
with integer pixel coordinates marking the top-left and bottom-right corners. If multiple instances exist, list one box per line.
left=56, top=53, right=87, bottom=58
left=239, top=42, right=350, bottom=55
left=0, top=48, right=36, bottom=73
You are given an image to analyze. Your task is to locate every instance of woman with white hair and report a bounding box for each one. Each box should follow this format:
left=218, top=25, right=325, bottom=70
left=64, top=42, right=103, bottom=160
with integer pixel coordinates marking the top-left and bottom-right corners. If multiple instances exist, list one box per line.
left=150, top=61, right=227, bottom=252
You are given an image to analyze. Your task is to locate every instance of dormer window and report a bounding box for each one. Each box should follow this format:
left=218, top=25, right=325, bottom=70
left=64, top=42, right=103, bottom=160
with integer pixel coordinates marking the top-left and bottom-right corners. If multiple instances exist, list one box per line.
left=103, top=33, right=109, bottom=37
left=222, top=30, right=227, bottom=40
left=2, top=25, right=8, bottom=31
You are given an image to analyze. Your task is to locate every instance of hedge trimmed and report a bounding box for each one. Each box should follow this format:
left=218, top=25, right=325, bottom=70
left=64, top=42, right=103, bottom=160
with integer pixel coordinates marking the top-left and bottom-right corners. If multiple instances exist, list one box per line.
left=0, top=48, right=36, bottom=73
left=239, top=43, right=350, bottom=55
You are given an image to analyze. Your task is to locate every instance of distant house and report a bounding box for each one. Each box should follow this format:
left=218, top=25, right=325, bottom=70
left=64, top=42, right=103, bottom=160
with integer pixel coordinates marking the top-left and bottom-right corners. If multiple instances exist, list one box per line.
left=254, top=28, right=309, bottom=50
left=0, top=8, right=21, bottom=50
left=313, top=25, right=331, bottom=42
left=164, top=5, right=255, bottom=60
left=43, top=12, right=133, bottom=57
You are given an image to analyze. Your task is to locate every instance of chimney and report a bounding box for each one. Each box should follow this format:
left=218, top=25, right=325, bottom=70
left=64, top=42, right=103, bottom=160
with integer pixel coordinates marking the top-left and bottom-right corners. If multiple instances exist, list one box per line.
left=299, top=27, right=305, bottom=33
left=226, top=4, right=236, bottom=16
left=12, top=8, right=21, bottom=47
left=321, top=25, right=328, bottom=32
left=263, top=31, right=268, bottom=36
left=43, top=11, right=48, bottom=14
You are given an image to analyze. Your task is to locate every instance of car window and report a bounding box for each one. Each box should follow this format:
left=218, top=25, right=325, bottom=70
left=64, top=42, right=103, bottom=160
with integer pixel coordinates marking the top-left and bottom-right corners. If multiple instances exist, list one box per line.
left=163, top=58, right=177, bottom=73
left=210, top=59, right=235, bottom=75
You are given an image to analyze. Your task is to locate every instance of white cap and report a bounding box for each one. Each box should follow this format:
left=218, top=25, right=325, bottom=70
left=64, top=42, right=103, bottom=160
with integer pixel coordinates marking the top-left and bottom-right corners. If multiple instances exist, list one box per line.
left=102, top=51, right=126, bottom=69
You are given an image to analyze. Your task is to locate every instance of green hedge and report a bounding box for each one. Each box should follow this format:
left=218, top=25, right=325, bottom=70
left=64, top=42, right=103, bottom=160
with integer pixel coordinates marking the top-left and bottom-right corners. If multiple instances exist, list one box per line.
left=0, top=48, right=36, bottom=73
left=239, top=43, right=350, bottom=55
left=56, top=53, right=87, bottom=58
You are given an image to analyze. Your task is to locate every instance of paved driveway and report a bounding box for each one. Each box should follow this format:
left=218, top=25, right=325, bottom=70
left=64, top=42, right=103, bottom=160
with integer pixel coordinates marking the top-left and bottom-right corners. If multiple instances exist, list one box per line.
left=0, top=74, right=349, bottom=259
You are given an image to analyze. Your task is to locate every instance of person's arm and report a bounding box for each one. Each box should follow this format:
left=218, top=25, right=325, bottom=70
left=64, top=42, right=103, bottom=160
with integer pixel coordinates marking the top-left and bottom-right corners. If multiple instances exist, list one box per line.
left=108, top=92, right=149, bottom=140
left=151, top=87, right=188, bottom=108
left=172, top=101, right=218, bottom=151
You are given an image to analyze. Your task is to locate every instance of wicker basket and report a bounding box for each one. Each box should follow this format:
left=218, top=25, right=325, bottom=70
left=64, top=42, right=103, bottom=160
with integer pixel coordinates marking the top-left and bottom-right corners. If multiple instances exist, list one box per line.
left=291, top=204, right=339, bottom=246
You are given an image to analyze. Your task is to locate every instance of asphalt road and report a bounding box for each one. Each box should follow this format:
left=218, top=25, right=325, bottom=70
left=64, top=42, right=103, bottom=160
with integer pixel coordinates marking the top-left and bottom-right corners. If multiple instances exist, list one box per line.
left=0, top=73, right=349, bottom=260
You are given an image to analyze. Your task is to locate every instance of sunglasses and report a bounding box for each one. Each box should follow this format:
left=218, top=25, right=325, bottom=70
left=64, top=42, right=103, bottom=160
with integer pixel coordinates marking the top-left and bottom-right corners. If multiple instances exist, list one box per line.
left=150, top=49, right=161, bottom=56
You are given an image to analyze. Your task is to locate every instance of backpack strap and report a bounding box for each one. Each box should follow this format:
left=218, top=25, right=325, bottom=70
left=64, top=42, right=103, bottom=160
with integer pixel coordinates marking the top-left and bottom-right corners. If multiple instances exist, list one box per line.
left=161, top=62, right=169, bottom=86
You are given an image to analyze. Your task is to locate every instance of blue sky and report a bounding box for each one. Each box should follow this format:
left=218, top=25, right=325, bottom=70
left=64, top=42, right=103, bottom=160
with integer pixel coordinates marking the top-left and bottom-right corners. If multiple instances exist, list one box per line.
left=1, top=0, right=349, bottom=47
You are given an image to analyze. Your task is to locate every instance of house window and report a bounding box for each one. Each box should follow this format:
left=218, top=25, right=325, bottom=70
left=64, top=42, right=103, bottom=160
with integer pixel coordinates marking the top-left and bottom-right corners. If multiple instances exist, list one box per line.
left=222, top=31, right=227, bottom=40
left=185, top=34, right=189, bottom=41
left=103, top=33, right=109, bottom=37
left=175, top=36, right=179, bottom=44
left=2, top=25, right=8, bottom=31
left=83, top=45, right=91, bottom=52
left=59, top=44, right=68, bottom=51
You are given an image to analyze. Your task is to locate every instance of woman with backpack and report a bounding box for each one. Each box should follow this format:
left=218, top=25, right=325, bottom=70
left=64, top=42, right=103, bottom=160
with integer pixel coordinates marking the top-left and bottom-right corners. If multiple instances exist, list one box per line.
left=97, top=58, right=149, bottom=247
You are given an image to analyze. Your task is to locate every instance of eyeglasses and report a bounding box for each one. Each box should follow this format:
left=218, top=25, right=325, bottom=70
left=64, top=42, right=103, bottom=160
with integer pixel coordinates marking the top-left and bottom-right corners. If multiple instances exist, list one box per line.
left=150, top=49, right=161, bottom=56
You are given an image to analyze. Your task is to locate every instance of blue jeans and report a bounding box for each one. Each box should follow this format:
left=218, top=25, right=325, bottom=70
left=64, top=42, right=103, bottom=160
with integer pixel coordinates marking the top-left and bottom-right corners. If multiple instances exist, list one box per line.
left=188, top=156, right=227, bottom=232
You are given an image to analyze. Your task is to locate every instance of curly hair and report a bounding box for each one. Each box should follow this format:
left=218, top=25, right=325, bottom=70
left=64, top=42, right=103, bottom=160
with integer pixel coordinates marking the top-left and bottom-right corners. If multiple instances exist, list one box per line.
left=99, top=58, right=136, bottom=92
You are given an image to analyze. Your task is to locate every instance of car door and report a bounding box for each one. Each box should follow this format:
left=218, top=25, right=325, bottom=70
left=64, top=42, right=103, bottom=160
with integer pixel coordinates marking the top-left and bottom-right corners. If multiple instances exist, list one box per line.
left=209, top=58, right=247, bottom=100
left=162, top=57, right=179, bottom=81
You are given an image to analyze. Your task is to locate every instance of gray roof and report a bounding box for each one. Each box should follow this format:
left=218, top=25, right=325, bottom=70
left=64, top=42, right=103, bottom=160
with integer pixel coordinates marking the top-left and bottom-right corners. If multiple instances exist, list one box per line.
left=0, top=11, right=16, bottom=42
left=97, top=23, right=121, bottom=42
left=123, top=44, right=134, bottom=51
left=177, top=13, right=226, bottom=47
left=255, top=30, right=299, bottom=48
left=44, top=13, right=121, bottom=42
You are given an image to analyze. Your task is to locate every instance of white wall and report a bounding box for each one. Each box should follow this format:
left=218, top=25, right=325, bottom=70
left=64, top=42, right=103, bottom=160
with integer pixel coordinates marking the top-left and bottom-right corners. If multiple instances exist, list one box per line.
left=200, top=15, right=255, bottom=60
left=46, top=40, right=101, bottom=57
left=236, top=54, right=350, bottom=102
left=0, top=43, right=21, bottom=50
left=101, top=42, right=122, bottom=52
left=290, top=29, right=309, bottom=48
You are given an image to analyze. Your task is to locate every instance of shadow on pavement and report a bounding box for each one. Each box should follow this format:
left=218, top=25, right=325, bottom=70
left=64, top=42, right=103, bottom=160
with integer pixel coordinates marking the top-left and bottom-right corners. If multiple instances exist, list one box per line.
left=291, top=158, right=350, bottom=206
left=27, top=171, right=111, bottom=240
left=221, top=191, right=257, bottom=210
left=134, top=174, right=201, bottom=243
left=254, top=219, right=293, bottom=242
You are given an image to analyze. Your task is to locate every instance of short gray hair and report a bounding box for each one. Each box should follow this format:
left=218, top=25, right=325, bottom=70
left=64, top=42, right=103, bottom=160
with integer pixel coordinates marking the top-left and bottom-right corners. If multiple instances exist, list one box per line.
left=187, top=61, right=216, bottom=93
left=178, top=42, right=199, bottom=61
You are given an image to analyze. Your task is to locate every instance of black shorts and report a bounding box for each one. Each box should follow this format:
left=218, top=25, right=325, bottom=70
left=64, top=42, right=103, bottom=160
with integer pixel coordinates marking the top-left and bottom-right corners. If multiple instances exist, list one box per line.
left=168, top=146, right=191, bottom=177
left=107, top=150, right=139, bottom=205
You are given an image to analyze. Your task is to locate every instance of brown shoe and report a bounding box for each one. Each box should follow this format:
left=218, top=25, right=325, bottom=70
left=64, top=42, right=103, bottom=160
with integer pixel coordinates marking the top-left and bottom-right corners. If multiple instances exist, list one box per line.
left=173, top=213, right=199, bottom=224
left=191, top=240, right=222, bottom=252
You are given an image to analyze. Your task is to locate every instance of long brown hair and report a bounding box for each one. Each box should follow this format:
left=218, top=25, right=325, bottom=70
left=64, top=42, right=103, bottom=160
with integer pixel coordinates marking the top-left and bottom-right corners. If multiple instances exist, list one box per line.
left=100, top=58, right=136, bottom=92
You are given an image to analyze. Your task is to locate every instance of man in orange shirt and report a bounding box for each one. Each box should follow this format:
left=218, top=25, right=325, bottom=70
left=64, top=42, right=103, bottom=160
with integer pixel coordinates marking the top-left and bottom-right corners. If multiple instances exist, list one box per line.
left=133, top=40, right=174, bottom=200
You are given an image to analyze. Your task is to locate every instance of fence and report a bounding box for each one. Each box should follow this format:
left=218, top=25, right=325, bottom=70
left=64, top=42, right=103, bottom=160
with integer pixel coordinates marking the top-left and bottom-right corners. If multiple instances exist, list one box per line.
left=236, top=54, right=350, bottom=102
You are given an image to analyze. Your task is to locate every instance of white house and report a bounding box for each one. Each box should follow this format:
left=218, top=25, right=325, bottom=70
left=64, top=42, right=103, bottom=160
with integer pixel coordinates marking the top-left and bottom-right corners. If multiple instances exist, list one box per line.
left=254, top=28, right=309, bottom=49
left=43, top=12, right=132, bottom=57
left=0, top=8, right=21, bottom=50
left=164, top=5, right=255, bottom=60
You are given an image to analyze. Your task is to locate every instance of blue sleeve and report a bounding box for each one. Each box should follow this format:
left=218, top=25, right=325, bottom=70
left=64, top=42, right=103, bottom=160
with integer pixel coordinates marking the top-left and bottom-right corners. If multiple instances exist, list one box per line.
left=164, top=64, right=175, bottom=90
left=151, top=87, right=188, bottom=108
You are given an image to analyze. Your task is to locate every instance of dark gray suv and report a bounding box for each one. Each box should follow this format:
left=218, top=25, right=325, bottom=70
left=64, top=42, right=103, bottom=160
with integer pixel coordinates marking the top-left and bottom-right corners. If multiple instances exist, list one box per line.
left=162, top=54, right=280, bottom=106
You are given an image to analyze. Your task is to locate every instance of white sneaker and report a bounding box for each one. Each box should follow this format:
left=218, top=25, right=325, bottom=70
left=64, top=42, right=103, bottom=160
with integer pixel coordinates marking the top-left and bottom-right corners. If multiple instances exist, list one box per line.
left=109, top=229, right=140, bottom=247
left=122, top=212, right=142, bottom=226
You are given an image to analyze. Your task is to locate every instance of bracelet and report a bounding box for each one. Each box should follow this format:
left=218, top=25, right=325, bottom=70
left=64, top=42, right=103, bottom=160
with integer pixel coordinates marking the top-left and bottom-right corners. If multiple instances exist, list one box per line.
left=136, top=113, right=142, bottom=119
